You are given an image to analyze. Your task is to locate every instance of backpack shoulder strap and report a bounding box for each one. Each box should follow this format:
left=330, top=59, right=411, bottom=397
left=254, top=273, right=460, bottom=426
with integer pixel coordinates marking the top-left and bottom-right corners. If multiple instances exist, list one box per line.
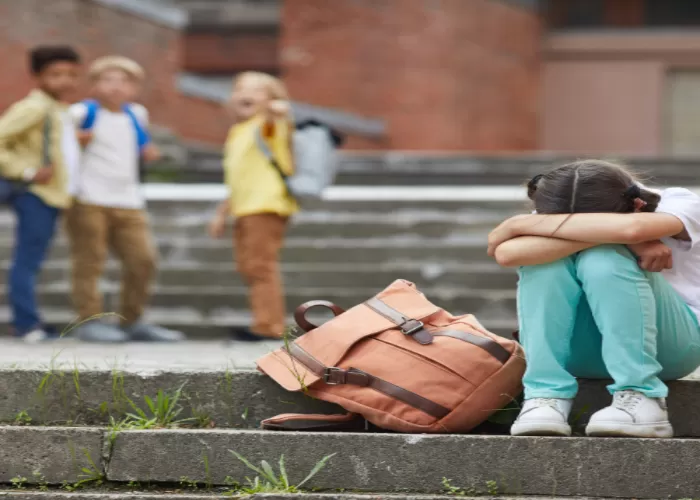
left=255, top=125, right=288, bottom=180
left=80, top=99, right=100, bottom=131
left=123, top=104, right=151, bottom=151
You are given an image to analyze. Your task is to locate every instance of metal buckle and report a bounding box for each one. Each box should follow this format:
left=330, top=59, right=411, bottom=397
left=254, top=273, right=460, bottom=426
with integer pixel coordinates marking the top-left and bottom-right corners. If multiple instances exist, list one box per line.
left=400, top=319, right=425, bottom=336
left=323, top=367, right=346, bottom=385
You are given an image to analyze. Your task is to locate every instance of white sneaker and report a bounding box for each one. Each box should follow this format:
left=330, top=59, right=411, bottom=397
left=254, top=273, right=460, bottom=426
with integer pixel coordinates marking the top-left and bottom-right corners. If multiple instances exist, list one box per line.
left=585, top=390, right=674, bottom=438
left=21, top=329, right=51, bottom=344
left=511, top=398, right=573, bottom=436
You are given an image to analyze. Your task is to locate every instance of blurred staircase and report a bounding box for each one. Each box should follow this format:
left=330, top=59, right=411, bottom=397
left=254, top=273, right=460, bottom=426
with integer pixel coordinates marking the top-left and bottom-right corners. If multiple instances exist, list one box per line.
left=2, top=154, right=700, bottom=338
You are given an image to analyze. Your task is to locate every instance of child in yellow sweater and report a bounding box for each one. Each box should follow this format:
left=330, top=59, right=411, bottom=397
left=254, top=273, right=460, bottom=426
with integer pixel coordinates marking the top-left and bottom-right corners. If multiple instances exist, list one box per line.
left=209, top=72, right=297, bottom=341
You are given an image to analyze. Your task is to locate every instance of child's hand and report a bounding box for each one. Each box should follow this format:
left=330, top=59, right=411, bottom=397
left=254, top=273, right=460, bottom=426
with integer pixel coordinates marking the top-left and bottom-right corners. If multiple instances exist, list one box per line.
left=31, top=166, right=54, bottom=185
left=628, top=240, right=673, bottom=272
left=268, top=100, right=290, bottom=118
left=77, top=130, right=93, bottom=148
left=142, top=144, right=161, bottom=163
left=208, top=214, right=227, bottom=239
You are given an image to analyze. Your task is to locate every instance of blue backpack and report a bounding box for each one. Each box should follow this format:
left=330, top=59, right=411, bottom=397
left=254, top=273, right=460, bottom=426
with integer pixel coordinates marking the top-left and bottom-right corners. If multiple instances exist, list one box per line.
left=79, top=100, right=151, bottom=180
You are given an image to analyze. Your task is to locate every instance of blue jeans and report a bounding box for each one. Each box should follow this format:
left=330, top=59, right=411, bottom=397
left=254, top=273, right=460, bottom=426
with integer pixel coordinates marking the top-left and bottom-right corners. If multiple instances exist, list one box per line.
left=9, top=192, right=59, bottom=335
left=517, top=245, right=700, bottom=400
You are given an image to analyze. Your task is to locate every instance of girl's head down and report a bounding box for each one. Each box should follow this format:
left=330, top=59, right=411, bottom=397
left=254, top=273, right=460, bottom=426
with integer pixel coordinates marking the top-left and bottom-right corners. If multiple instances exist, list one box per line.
left=230, top=71, right=289, bottom=122
left=528, top=160, right=661, bottom=215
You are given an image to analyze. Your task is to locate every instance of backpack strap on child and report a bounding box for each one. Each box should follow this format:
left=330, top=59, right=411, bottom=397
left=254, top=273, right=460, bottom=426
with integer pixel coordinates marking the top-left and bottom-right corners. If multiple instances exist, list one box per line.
left=79, top=100, right=151, bottom=152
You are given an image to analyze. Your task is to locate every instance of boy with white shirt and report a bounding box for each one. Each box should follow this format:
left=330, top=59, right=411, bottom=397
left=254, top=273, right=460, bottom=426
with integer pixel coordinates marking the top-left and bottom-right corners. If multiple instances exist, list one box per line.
left=66, top=56, right=184, bottom=343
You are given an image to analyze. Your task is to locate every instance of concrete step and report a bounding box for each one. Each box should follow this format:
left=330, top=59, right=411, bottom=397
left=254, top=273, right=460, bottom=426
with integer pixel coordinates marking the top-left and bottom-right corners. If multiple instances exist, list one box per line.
left=4, top=425, right=700, bottom=497
left=0, top=306, right=518, bottom=339
left=0, top=209, right=517, bottom=240
left=0, top=261, right=518, bottom=290
left=0, top=493, right=491, bottom=500
left=2, top=367, right=698, bottom=436
left=181, top=151, right=700, bottom=186
left=0, top=236, right=496, bottom=265
left=0, top=284, right=518, bottom=318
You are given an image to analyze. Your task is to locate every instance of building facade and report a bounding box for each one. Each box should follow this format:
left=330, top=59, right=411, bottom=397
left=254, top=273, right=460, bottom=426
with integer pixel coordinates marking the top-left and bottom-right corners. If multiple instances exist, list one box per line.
left=2, top=0, right=700, bottom=156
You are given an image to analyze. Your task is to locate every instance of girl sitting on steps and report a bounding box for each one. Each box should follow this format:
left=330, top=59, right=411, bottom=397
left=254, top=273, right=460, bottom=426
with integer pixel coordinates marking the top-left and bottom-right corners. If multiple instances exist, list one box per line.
left=488, top=160, right=700, bottom=438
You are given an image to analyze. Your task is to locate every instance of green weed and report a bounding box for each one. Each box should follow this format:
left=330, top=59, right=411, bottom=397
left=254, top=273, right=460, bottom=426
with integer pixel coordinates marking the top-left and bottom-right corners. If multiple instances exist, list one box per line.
left=32, top=470, right=49, bottom=491
left=179, top=476, right=201, bottom=490
left=124, top=383, right=195, bottom=429
left=228, top=451, right=335, bottom=494
left=10, top=476, right=27, bottom=489
left=73, top=448, right=105, bottom=489
left=442, top=477, right=500, bottom=496
left=14, top=410, right=32, bottom=426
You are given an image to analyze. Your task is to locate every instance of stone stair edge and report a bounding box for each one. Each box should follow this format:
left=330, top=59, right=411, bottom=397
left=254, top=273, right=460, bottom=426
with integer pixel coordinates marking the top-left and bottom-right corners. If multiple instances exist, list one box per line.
left=0, top=369, right=698, bottom=436
left=0, top=491, right=611, bottom=500
left=2, top=426, right=700, bottom=497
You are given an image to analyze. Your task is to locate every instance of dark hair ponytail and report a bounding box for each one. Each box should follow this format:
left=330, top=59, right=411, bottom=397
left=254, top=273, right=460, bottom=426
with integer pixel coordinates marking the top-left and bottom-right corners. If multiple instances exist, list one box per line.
left=528, top=160, right=660, bottom=214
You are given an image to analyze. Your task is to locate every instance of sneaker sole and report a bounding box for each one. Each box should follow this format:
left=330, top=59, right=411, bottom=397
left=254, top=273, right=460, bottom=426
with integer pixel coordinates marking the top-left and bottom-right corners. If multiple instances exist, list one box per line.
left=585, top=421, right=674, bottom=438
left=511, top=421, right=572, bottom=437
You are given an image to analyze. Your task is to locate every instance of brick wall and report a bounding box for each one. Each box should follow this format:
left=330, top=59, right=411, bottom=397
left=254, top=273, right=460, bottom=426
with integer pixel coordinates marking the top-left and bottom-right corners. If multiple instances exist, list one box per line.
left=280, top=0, right=542, bottom=151
left=183, top=29, right=280, bottom=74
left=0, top=0, right=230, bottom=146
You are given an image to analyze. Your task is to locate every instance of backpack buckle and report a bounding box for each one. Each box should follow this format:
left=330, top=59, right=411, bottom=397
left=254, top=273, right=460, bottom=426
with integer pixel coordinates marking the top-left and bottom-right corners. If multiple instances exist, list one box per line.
left=323, top=367, right=346, bottom=385
left=400, top=319, right=424, bottom=336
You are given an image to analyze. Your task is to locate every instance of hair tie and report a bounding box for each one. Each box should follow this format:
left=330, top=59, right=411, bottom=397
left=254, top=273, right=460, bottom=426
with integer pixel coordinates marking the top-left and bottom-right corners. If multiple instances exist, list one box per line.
left=528, top=174, right=544, bottom=192
left=623, top=184, right=641, bottom=199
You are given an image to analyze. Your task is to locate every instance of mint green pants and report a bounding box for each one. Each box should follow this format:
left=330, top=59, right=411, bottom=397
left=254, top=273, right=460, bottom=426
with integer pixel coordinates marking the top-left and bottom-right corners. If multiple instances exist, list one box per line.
left=517, top=245, right=700, bottom=399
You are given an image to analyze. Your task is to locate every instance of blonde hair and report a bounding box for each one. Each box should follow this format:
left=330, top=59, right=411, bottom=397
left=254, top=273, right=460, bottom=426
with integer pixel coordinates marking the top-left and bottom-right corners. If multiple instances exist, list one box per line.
left=89, top=56, right=145, bottom=82
left=233, top=71, right=289, bottom=100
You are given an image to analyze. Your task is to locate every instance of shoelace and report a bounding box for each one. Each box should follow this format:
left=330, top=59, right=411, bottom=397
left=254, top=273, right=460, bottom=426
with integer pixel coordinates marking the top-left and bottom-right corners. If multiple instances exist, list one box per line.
left=612, top=390, right=643, bottom=412
left=527, top=398, right=563, bottom=411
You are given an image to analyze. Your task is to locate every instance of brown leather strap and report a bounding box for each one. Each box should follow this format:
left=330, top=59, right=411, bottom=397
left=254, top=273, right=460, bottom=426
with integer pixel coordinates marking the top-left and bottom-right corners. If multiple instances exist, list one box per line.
left=433, top=330, right=511, bottom=364
left=287, top=343, right=449, bottom=419
left=261, top=413, right=368, bottom=432
left=287, top=343, right=326, bottom=376
left=294, top=301, right=346, bottom=332
left=365, top=297, right=433, bottom=345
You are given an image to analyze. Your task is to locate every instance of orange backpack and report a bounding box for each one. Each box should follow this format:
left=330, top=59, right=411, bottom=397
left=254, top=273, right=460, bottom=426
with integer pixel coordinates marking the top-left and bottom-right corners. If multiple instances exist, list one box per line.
left=257, top=280, right=525, bottom=433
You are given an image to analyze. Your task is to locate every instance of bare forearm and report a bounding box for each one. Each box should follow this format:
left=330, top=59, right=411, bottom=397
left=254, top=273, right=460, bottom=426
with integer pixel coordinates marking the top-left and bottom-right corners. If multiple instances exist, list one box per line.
left=508, top=213, right=684, bottom=244
left=494, top=236, right=598, bottom=267
left=215, top=198, right=230, bottom=218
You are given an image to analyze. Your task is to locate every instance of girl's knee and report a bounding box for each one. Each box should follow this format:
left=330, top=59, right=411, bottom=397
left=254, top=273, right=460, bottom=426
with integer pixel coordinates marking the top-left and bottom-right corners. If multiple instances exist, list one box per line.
left=576, top=245, right=638, bottom=281
left=518, top=256, right=574, bottom=281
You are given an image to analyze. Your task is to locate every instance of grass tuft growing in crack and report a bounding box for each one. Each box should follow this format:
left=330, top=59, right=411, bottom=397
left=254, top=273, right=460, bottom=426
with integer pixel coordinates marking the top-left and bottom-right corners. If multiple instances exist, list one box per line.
left=227, top=451, right=335, bottom=494
left=124, top=383, right=195, bottom=429
left=442, top=477, right=501, bottom=497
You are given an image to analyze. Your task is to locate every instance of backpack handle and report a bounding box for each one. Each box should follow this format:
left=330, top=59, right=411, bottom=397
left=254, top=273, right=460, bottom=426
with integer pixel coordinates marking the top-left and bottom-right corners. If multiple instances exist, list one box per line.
left=294, top=300, right=345, bottom=332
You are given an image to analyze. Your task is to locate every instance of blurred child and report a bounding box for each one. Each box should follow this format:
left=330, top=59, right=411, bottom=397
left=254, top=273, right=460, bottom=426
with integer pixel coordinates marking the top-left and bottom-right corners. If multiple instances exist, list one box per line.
left=0, top=45, right=80, bottom=342
left=209, top=72, right=297, bottom=341
left=66, top=56, right=183, bottom=343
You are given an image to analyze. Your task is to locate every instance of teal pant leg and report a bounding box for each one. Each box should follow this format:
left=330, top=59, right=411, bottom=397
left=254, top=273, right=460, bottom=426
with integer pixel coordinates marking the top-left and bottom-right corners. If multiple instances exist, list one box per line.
left=518, top=245, right=700, bottom=400
left=517, top=255, right=582, bottom=399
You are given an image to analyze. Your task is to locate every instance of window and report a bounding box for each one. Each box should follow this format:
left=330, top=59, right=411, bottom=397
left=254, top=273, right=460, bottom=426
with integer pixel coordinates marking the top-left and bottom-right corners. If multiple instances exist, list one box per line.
left=646, top=0, right=700, bottom=26
left=546, top=0, right=605, bottom=28
left=545, top=0, right=700, bottom=29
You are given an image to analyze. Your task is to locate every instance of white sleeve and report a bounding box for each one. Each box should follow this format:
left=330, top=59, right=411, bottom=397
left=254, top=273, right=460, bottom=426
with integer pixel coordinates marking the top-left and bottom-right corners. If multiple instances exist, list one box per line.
left=131, top=104, right=149, bottom=127
left=656, top=188, right=700, bottom=250
left=68, top=103, right=88, bottom=127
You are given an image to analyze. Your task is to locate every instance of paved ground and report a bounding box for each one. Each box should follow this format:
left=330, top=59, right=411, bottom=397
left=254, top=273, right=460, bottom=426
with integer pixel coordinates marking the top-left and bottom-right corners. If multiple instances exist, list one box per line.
left=0, top=339, right=281, bottom=372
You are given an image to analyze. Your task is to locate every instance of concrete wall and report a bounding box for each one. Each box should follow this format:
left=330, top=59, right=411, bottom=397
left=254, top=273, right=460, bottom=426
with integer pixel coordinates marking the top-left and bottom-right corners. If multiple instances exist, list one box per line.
left=280, top=0, right=542, bottom=151
left=542, top=31, right=700, bottom=156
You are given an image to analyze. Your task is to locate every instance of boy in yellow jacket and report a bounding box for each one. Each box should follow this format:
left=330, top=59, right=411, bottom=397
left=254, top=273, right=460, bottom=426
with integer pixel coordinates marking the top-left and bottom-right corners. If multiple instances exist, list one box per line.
left=0, top=46, right=80, bottom=342
left=209, top=72, right=297, bottom=341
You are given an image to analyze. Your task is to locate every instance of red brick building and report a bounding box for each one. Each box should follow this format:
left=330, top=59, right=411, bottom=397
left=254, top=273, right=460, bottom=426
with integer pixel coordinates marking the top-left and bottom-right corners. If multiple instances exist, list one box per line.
left=2, top=0, right=700, bottom=156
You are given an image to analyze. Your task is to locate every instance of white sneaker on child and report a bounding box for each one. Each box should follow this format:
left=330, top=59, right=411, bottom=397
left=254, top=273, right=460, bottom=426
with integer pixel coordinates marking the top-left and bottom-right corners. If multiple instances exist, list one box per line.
left=511, top=398, right=573, bottom=436
left=586, top=390, right=673, bottom=438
